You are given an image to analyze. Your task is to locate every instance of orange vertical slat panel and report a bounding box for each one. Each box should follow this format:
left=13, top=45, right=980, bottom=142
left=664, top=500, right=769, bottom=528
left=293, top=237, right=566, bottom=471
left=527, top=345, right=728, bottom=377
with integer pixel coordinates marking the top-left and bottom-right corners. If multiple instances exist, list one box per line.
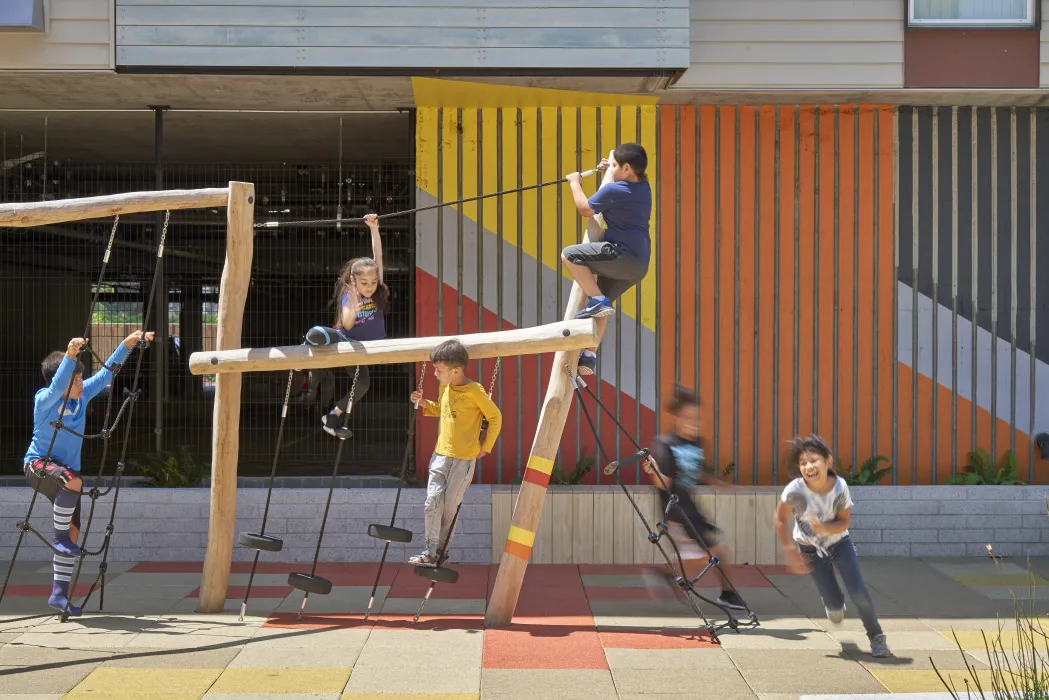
left=699, top=107, right=718, bottom=457
left=679, top=107, right=698, bottom=393
left=756, top=107, right=778, bottom=484
left=737, top=106, right=757, bottom=484
left=717, top=106, right=737, bottom=473
left=796, top=106, right=816, bottom=438
left=855, top=106, right=876, bottom=461
left=776, top=107, right=798, bottom=482
left=836, top=108, right=857, bottom=468
left=875, top=108, right=897, bottom=472
left=658, top=105, right=678, bottom=426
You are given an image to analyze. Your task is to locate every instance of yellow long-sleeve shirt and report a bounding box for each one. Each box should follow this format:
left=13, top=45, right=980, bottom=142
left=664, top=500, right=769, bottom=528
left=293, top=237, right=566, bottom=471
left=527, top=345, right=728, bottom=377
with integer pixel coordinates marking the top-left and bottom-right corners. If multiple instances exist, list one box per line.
left=422, top=381, right=503, bottom=460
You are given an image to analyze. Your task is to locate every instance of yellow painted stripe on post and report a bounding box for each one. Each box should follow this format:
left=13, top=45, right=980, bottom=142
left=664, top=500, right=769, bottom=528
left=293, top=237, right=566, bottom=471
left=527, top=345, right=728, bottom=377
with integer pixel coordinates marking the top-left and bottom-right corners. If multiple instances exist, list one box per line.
left=506, top=525, right=536, bottom=548
left=525, top=455, right=555, bottom=475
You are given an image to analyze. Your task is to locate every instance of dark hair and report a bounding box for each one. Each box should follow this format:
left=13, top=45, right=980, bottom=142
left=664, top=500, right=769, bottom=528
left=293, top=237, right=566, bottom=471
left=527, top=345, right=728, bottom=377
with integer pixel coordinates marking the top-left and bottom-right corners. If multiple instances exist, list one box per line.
left=665, top=384, right=699, bottom=415
left=787, top=434, right=837, bottom=478
left=430, top=339, right=469, bottom=369
left=41, top=351, right=83, bottom=386
left=613, top=142, right=648, bottom=182
left=331, top=256, right=390, bottom=328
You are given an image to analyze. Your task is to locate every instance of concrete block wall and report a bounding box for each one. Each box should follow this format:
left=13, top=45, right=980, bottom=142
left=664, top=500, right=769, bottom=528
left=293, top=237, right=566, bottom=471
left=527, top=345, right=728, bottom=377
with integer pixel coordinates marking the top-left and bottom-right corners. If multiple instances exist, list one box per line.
left=0, top=484, right=1042, bottom=563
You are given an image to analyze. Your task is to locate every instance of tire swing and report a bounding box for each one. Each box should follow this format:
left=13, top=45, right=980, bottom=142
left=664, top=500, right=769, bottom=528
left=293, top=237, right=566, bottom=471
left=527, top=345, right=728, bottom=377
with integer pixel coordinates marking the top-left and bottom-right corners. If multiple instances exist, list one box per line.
left=410, top=358, right=500, bottom=625
left=287, top=366, right=361, bottom=619
left=362, top=361, right=427, bottom=621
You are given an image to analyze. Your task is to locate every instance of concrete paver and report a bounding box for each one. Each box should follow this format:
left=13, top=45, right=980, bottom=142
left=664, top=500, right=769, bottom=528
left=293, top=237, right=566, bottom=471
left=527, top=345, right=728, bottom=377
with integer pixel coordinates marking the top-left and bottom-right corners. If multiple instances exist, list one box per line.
left=0, top=558, right=1039, bottom=699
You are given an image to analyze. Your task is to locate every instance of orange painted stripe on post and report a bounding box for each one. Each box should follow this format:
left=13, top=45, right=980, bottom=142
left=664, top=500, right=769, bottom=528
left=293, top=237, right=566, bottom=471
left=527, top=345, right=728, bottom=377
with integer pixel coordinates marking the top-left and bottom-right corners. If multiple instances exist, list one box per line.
left=795, top=106, right=816, bottom=438
left=776, top=107, right=798, bottom=482
left=678, top=106, right=698, bottom=393
left=504, top=539, right=533, bottom=561
left=736, top=106, right=757, bottom=484
left=756, top=106, right=778, bottom=484
left=836, top=108, right=857, bottom=467
left=817, top=108, right=837, bottom=447
left=658, top=105, right=679, bottom=428
left=875, top=107, right=897, bottom=472
left=717, top=106, right=737, bottom=473
left=522, top=469, right=551, bottom=487
left=698, top=107, right=718, bottom=461
left=854, top=106, right=876, bottom=462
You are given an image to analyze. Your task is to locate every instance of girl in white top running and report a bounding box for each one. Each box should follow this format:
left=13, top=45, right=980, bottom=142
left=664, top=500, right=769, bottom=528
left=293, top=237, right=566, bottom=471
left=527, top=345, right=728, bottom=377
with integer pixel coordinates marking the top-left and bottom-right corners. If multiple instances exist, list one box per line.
left=774, top=434, right=892, bottom=659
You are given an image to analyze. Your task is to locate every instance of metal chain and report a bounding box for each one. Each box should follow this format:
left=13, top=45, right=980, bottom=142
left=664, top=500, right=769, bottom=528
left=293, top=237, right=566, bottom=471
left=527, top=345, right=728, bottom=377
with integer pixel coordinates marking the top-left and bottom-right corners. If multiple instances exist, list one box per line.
left=487, top=357, right=500, bottom=398
left=345, top=365, right=361, bottom=415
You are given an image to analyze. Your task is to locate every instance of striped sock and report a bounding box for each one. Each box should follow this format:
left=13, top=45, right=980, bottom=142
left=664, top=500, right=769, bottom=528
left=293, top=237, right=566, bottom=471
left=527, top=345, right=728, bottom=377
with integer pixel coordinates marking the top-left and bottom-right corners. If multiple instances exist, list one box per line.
left=53, top=554, right=74, bottom=584
left=51, top=488, right=81, bottom=557
left=48, top=555, right=81, bottom=617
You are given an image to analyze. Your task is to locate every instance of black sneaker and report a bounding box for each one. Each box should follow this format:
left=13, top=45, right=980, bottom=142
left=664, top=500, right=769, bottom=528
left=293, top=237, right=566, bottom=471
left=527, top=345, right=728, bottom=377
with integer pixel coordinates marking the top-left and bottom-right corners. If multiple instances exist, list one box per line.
left=577, top=351, right=597, bottom=376
left=717, top=590, right=747, bottom=611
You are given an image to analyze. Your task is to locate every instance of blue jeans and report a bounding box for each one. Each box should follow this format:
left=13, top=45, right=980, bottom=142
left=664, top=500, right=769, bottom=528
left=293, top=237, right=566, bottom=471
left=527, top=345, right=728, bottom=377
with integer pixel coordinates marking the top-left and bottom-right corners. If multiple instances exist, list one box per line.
left=799, top=535, right=883, bottom=640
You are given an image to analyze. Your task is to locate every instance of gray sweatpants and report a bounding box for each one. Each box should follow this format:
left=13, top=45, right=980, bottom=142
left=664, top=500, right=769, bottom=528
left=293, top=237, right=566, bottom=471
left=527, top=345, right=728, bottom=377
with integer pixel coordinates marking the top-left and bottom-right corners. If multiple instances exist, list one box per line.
left=424, top=453, right=476, bottom=555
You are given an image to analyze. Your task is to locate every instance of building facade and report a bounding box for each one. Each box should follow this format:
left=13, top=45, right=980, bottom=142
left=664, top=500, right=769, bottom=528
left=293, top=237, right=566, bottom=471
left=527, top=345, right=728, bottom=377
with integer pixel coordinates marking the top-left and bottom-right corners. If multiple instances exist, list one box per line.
left=1, top=0, right=1046, bottom=485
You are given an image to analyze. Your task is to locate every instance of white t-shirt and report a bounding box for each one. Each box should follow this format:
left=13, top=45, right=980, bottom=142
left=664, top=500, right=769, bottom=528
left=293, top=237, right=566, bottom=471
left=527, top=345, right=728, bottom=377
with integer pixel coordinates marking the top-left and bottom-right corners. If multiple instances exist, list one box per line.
left=780, top=476, right=854, bottom=555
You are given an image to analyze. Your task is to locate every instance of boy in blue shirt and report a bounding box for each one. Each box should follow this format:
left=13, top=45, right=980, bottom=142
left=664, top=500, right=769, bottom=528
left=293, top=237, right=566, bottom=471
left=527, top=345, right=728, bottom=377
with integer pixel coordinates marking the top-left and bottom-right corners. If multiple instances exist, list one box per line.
left=562, top=142, right=652, bottom=375
left=24, top=330, right=152, bottom=615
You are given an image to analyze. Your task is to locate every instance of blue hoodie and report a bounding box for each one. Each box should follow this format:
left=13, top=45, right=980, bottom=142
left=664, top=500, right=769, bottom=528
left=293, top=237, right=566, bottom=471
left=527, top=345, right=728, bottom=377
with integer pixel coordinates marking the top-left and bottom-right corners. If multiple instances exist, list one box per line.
left=24, top=343, right=131, bottom=473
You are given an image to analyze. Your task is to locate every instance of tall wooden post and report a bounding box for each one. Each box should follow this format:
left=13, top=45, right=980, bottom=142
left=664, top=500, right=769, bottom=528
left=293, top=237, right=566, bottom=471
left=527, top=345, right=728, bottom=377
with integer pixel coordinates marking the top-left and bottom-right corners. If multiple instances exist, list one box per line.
left=198, top=182, right=255, bottom=613
left=485, top=160, right=614, bottom=627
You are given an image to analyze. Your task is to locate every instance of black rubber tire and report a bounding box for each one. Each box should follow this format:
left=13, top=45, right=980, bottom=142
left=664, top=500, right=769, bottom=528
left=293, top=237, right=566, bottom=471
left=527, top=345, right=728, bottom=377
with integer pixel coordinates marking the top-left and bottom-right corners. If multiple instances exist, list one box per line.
left=287, top=572, right=332, bottom=595
left=414, top=566, right=459, bottom=584
left=238, top=532, right=284, bottom=552
left=368, top=524, right=413, bottom=543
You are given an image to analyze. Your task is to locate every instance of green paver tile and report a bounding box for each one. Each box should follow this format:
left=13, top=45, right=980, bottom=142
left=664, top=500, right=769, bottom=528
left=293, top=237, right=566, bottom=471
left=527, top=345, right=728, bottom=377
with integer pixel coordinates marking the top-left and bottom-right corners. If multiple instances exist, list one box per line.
left=604, top=648, right=735, bottom=671
left=724, top=649, right=888, bottom=695
left=0, top=646, right=112, bottom=666
left=850, top=649, right=988, bottom=672
left=102, top=647, right=242, bottom=668
left=823, top=630, right=958, bottom=652
left=345, top=630, right=482, bottom=694
left=230, top=628, right=371, bottom=669
left=481, top=669, right=616, bottom=700
left=716, top=617, right=840, bottom=650
left=379, top=598, right=485, bottom=616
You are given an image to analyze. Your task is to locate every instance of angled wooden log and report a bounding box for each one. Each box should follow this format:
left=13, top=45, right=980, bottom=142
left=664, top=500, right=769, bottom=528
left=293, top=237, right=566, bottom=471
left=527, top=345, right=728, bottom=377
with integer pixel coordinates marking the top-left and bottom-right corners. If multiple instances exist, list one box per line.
left=0, top=188, right=231, bottom=227
left=187, top=319, right=598, bottom=375
left=486, top=154, right=617, bottom=627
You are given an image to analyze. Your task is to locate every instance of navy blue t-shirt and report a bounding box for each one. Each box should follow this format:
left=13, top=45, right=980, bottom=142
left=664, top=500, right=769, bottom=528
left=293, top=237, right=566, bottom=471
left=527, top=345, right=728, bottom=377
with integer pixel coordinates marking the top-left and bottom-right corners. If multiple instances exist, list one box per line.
left=587, top=180, right=652, bottom=264
left=340, top=292, right=386, bottom=342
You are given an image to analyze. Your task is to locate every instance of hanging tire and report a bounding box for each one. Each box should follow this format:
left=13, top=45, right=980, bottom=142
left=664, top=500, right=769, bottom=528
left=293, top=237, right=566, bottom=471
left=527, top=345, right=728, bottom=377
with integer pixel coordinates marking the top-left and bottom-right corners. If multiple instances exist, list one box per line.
left=238, top=532, right=283, bottom=552
left=367, top=524, right=413, bottom=543
left=414, top=566, right=459, bottom=584
left=288, top=572, right=332, bottom=595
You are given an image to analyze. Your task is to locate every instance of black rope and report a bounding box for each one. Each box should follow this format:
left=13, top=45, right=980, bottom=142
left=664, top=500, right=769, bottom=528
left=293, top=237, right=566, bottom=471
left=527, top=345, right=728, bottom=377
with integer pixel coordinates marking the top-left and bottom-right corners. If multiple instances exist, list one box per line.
left=62, top=211, right=170, bottom=620
left=0, top=215, right=122, bottom=608
left=296, top=366, right=360, bottom=621
left=364, top=361, right=427, bottom=622
left=255, top=168, right=600, bottom=230
left=238, top=369, right=295, bottom=621
left=567, top=366, right=759, bottom=636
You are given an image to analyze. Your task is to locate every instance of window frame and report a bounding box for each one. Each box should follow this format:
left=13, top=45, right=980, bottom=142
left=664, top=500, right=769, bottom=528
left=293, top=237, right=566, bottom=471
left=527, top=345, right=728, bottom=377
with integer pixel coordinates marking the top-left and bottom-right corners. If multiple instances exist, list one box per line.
left=907, top=0, right=1039, bottom=28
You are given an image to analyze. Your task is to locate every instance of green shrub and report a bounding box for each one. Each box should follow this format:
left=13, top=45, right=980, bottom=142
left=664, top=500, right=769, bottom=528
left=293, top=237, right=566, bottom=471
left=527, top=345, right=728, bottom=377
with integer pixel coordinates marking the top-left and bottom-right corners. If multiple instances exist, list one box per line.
left=840, top=455, right=893, bottom=486
left=126, top=446, right=208, bottom=488
left=945, top=449, right=1026, bottom=486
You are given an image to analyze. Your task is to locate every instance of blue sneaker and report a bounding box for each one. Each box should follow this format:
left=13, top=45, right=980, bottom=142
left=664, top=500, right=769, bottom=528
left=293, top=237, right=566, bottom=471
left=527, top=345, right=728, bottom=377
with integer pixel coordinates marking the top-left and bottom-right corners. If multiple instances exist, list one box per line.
left=574, top=296, right=615, bottom=319
left=577, top=350, right=597, bottom=376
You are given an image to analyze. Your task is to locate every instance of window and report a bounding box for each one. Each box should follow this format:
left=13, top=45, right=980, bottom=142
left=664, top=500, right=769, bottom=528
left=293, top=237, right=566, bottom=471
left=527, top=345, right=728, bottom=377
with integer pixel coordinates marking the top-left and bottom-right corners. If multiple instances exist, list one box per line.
left=909, top=0, right=1037, bottom=27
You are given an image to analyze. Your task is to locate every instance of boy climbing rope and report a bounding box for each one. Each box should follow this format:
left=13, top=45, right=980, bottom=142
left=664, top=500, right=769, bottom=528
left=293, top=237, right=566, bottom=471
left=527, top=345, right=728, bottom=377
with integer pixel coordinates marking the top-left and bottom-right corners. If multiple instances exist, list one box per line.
left=561, top=142, right=652, bottom=376
left=409, top=339, right=502, bottom=567
left=24, top=330, right=153, bottom=616
left=643, top=386, right=747, bottom=610
left=305, top=213, right=389, bottom=436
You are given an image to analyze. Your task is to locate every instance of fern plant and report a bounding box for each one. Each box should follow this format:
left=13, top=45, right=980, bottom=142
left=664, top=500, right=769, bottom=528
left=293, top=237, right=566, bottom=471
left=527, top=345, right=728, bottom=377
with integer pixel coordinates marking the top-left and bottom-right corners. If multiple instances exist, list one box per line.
left=945, top=449, right=1026, bottom=486
left=126, top=446, right=209, bottom=488
left=840, top=455, right=893, bottom=486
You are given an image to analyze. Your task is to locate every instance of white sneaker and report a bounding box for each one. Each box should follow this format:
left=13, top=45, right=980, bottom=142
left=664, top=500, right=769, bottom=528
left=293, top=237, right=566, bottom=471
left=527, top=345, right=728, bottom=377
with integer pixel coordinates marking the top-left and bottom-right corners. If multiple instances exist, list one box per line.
left=826, top=605, right=846, bottom=624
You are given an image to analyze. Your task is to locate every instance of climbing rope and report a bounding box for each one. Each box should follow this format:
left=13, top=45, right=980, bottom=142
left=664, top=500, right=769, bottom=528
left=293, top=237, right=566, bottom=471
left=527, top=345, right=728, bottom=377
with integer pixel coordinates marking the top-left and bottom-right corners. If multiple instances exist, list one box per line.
left=255, top=169, right=600, bottom=229
left=566, top=366, right=759, bottom=637
left=290, top=366, right=361, bottom=621
left=0, top=213, right=165, bottom=621
left=363, top=361, right=427, bottom=622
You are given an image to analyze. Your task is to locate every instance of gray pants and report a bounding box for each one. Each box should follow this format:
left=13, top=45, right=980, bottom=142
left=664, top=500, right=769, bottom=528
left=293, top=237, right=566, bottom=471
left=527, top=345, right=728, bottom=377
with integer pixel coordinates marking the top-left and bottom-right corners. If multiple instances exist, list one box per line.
left=424, top=453, right=476, bottom=555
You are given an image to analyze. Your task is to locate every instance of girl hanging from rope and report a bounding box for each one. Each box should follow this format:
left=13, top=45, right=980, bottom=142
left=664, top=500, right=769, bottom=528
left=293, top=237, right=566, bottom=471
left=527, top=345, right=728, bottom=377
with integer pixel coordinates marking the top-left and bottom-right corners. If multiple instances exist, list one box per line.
left=305, top=213, right=389, bottom=436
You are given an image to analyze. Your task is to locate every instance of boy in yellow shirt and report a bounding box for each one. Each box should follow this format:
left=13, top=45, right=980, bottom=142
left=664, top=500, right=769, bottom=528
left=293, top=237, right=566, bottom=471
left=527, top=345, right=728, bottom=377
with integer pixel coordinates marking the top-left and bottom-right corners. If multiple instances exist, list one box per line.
left=409, top=339, right=502, bottom=567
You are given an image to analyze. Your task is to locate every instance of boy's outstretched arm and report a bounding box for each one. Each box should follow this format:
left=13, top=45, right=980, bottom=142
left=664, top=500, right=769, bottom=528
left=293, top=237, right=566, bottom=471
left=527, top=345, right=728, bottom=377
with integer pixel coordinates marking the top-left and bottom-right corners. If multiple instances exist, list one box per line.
left=37, top=338, right=87, bottom=411
left=83, top=330, right=153, bottom=402
left=566, top=172, right=594, bottom=217
left=474, top=385, right=502, bottom=455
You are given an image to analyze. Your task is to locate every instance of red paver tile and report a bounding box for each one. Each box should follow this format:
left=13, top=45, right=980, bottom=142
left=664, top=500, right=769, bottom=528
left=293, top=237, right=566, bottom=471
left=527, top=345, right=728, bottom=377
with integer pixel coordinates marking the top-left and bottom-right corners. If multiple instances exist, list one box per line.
left=757, top=564, right=803, bottom=576
left=583, top=586, right=679, bottom=601
left=186, top=585, right=291, bottom=599
left=599, top=629, right=719, bottom=649
left=1, top=584, right=95, bottom=598
left=513, top=591, right=591, bottom=618
left=386, top=564, right=490, bottom=599
left=578, top=564, right=667, bottom=575
left=484, top=622, right=607, bottom=669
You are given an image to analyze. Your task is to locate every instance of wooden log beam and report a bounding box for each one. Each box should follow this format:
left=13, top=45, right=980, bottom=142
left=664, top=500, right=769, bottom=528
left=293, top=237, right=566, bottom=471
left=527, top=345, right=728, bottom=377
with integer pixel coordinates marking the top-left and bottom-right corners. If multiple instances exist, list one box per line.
left=485, top=154, right=616, bottom=628
left=187, top=319, right=598, bottom=376
left=0, top=188, right=230, bottom=227
left=197, top=182, right=255, bottom=614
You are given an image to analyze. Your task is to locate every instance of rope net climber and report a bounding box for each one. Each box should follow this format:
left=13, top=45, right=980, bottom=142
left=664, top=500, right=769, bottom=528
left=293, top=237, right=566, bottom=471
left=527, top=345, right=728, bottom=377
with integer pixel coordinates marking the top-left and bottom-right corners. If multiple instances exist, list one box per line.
left=0, top=211, right=168, bottom=621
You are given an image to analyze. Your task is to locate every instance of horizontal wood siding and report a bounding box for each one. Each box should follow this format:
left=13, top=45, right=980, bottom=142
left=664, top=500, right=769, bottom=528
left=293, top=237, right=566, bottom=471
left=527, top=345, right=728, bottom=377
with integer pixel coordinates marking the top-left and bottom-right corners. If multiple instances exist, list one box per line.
left=0, top=0, right=112, bottom=69
left=115, top=1, right=690, bottom=70
left=677, top=0, right=904, bottom=89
